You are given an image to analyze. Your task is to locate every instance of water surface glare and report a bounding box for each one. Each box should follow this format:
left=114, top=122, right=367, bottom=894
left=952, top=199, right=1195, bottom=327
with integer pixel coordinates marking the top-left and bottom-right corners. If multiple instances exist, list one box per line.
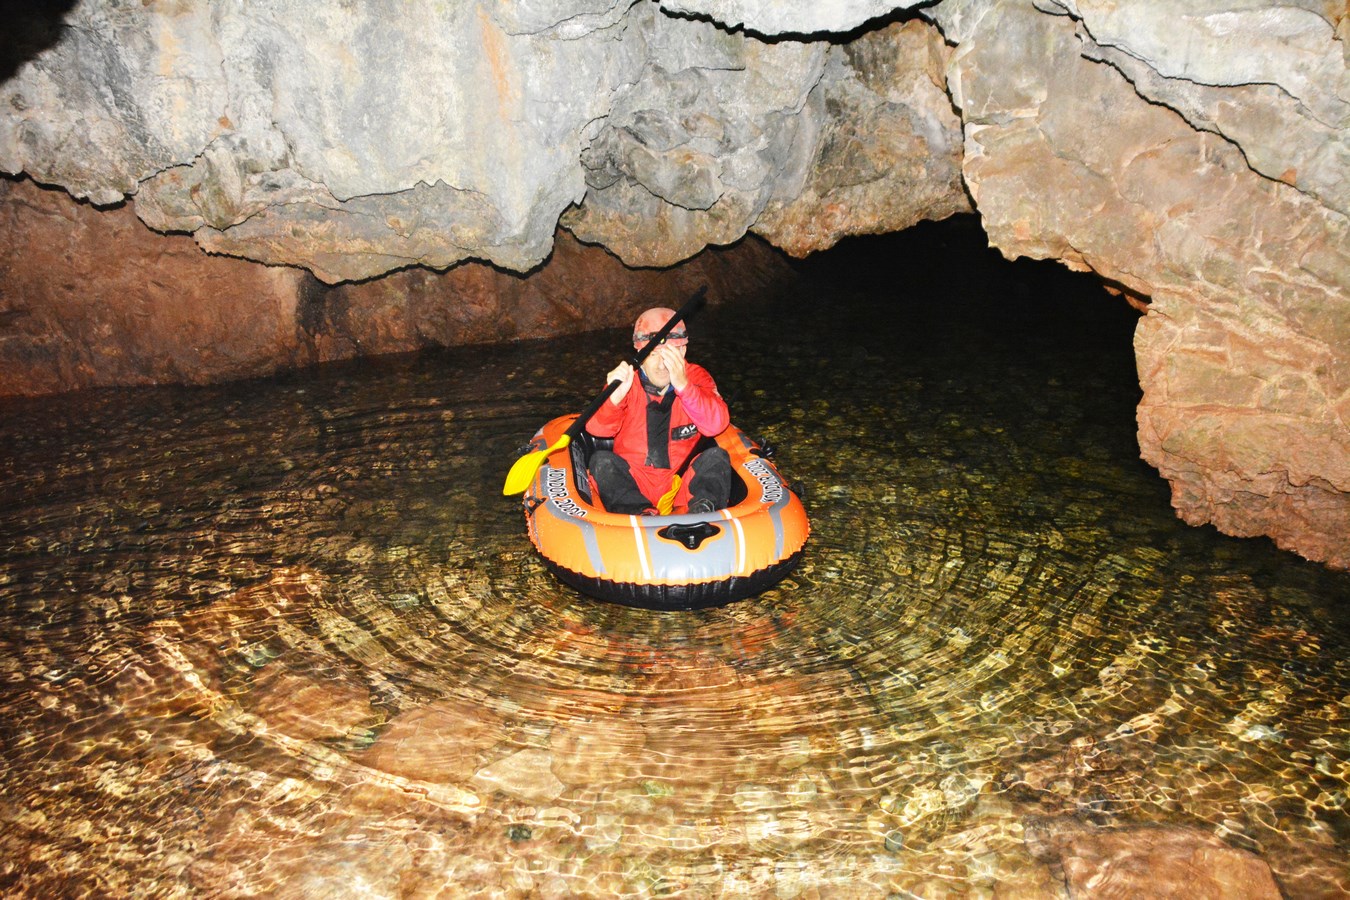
left=2, top=225, right=1348, bottom=897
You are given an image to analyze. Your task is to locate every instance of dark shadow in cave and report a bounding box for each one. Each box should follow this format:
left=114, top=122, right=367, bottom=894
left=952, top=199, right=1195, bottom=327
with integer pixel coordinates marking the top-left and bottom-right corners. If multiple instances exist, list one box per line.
left=659, top=0, right=939, bottom=45
left=0, top=0, right=79, bottom=82
left=765, top=214, right=1142, bottom=373
left=696, top=214, right=1148, bottom=485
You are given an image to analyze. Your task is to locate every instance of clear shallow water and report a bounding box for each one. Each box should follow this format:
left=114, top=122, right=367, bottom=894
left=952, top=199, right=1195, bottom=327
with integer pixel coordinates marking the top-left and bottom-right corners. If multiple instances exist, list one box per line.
left=1, top=220, right=1347, bottom=897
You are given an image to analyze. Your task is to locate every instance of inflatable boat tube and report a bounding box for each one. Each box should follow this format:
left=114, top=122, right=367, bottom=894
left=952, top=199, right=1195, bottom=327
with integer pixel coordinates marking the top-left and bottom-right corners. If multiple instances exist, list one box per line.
left=519, top=415, right=809, bottom=610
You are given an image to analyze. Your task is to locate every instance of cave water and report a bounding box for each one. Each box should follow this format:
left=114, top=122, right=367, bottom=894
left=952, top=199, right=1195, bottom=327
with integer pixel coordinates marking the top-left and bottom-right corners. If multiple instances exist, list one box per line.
left=0, top=219, right=1346, bottom=897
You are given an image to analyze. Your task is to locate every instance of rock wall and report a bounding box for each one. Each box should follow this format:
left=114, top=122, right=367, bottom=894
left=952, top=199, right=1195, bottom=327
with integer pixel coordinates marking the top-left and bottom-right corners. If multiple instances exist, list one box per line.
left=0, top=0, right=1346, bottom=567
left=0, top=177, right=307, bottom=395
left=0, top=176, right=794, bottom=393
left=928, top=0, right=1349, bottom=569
left=0, top=1, right=967, bottom=280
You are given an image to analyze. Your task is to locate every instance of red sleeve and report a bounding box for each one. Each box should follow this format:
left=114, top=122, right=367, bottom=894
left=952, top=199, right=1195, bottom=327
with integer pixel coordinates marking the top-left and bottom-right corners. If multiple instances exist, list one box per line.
left=586, top=380, right=629, bottom=437
left=675, top=364, right=729, bottom=436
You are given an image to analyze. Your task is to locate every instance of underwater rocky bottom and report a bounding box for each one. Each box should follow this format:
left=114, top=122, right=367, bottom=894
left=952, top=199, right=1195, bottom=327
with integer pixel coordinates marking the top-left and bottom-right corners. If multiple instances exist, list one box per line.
left=0, top=222, right=1346, bottom=897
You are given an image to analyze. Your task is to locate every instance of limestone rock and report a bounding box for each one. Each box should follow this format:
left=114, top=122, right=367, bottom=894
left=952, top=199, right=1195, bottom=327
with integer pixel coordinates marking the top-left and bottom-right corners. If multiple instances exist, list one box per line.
left=1055, top=0, right=1350, bottom=218
left=657, top=0, right=924, bottom=37
left=3, top=0, right=645, bottom=280
left=246, top=668, right=376, bottom=743
left=752, top=20, right=972, bottom=256
left=361, top=698, right=506, bottom=784
left=472, top=748, right=566, bottom=803
left=561, top=3, right=830, bottom=266
left=0, top=3, right=228, bottom=206
left=2, top=2, right=971, bottom=278
left=930, top=0, right=1350, bottom=569
left=549, top=715, right=647, bottom=786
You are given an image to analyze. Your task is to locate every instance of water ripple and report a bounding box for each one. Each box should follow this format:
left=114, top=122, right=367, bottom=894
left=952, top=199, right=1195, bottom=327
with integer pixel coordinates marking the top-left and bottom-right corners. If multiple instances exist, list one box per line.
left=1, top=274, right=1347, bottom=897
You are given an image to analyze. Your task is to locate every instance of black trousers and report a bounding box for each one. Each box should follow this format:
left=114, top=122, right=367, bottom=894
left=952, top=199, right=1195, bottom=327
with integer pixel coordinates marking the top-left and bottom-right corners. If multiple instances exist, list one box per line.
left=590, top=447, right=732, bottom=514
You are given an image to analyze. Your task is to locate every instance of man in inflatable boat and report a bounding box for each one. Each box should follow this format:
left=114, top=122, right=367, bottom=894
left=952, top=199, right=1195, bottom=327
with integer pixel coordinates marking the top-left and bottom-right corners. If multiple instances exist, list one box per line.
left=585, top=307, right=733, bottom=516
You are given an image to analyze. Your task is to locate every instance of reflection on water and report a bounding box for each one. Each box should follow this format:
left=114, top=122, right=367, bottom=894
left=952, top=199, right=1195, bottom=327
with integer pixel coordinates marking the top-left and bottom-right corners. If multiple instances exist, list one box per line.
left=1, top=220, right=1347, bottom=897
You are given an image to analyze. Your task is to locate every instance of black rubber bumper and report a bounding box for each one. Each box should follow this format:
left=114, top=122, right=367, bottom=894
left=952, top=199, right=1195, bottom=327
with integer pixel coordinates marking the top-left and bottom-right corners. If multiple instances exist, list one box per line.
left=542, top=552, right=804, bottom=611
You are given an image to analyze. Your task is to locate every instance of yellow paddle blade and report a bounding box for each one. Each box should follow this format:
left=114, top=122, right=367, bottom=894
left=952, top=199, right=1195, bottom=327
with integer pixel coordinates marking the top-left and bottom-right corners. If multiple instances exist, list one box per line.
left=656, top=475, right=682, bottom=515
left=502, top=434, right=572, bottom=496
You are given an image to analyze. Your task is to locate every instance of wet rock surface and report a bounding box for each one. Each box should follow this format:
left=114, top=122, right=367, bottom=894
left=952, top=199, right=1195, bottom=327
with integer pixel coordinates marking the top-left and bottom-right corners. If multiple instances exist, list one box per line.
left=1026, top=819, right=1283, bottom=899
left=1, top=225, right=1346, bottom=897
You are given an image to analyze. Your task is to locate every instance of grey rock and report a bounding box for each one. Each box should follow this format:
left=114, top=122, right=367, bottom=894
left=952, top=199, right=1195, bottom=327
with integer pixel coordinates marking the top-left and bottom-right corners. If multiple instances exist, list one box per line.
left=562, top=3, right=830, bottom=266
left=1050, top=0, right=1350, bottom=217
left=3, top=0, right=645, bottom=280
left=752, top=20, right=971, bottom=256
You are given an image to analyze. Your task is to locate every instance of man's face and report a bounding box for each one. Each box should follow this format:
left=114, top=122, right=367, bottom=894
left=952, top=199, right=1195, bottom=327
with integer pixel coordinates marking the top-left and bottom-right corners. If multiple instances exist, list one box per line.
left=640, top=342, right=686, bottom=388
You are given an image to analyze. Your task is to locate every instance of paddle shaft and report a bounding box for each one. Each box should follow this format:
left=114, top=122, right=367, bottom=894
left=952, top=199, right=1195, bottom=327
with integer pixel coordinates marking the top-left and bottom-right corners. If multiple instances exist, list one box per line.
left=562, top=285, right=707, bottom=444
left=656, top=433, right=714, bottom=514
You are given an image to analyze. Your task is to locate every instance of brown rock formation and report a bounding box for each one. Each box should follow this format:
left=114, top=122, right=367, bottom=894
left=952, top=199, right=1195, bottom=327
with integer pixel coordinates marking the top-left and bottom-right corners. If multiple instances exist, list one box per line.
left=244, top=668, right=376, bottom=743
left=360, top=698, right=506, bottom=785
left=0, top=177, right=305, bottom=396
left=0, top=176, right=794, bottom=395
left=935, top=1, right=1350, bottom=569
left=1027, top=819, right=1283, bottom=900
left=306, top=228, right=792, bottom=363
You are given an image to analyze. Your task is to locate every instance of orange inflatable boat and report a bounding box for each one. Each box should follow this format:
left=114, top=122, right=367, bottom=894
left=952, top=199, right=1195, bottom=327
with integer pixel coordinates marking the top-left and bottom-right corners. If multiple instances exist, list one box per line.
left=518, top=414, right=810, bottom=610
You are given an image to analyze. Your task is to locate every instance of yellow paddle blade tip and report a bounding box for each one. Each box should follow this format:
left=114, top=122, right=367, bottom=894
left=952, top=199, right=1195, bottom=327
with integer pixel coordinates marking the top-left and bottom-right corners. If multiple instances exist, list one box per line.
left=501, top=453, right=541, bottom=495
left=502, top=434, right=571, bottom=496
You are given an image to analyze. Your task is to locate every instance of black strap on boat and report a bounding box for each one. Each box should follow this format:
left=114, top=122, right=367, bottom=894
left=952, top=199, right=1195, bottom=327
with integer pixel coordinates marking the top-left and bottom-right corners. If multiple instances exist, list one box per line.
left=751, top=436, right=776, bottom=459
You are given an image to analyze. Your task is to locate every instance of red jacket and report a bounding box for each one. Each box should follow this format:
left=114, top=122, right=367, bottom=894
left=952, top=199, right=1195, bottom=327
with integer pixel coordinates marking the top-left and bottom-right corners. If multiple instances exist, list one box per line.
left=587, top=363, right=729, bottom=502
